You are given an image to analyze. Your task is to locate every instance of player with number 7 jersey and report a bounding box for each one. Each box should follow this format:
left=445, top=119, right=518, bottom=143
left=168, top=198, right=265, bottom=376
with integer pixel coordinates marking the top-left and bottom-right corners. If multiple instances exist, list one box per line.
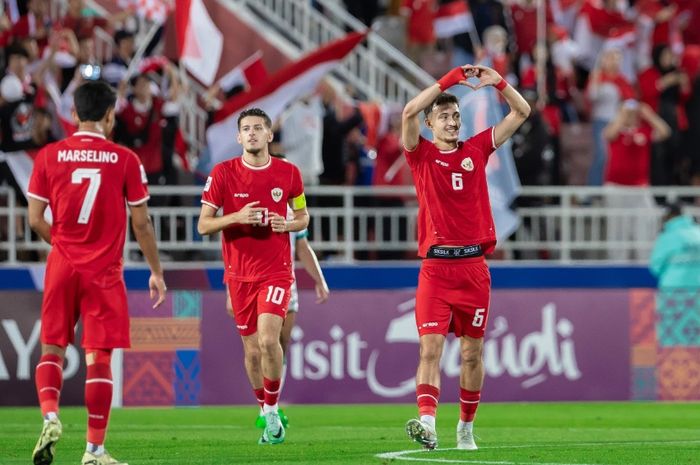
left=27, top=81, right=166, bottom=465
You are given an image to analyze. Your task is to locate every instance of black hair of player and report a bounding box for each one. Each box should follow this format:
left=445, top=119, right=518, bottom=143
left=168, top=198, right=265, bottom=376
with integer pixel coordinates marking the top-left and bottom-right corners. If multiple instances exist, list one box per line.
left=424, top=93, right=459, bottom=119
left=74, top=80, right=117, bottom=122
left=238, top=108, right=272, bottom=129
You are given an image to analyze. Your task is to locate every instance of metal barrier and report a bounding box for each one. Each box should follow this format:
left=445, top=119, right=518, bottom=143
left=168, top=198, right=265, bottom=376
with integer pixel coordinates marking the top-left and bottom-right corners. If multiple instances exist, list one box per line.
left=2, top=185, right=700, bottom=265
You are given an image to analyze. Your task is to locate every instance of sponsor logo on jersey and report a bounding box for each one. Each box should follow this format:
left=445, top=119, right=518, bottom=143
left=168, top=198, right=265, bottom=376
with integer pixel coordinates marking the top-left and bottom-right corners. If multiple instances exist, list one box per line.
left=461, top=157, right=474, bottom=171
left=434, top=159, right=449, bottom=167
left=203, top=176, right=212, bottom=192
left=237, top=324, right=248, bottom=330
left=421, top=322, right=439, bottom=328
left=271, top=187, right=283, bottom=203
left=234, top=192, right=249, bottom=198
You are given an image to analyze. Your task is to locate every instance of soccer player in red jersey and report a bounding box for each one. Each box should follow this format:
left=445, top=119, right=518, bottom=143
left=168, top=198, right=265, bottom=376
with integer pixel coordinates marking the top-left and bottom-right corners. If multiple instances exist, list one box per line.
left=27, top=80, right=166, bottom=465
left=402, top=65, right=530, bottom=450
left=198, top=108, right=309, bottom=445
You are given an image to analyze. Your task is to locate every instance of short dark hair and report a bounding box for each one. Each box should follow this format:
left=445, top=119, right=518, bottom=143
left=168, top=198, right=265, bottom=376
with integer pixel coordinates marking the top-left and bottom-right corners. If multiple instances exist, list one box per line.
left=114, top=29, right=134, bottom=46
left=73, top=81, right=116, bottom=122
left=5, top=42, right=29, bottom=59
left=424, top=93, right=459, bottom=119
left=237, top=108, right=272, bottom=129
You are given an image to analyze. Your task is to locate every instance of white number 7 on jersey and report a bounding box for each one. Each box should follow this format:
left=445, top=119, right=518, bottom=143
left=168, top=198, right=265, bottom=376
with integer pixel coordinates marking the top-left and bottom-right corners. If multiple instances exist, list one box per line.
left=71, top=168, right=101, bottom=224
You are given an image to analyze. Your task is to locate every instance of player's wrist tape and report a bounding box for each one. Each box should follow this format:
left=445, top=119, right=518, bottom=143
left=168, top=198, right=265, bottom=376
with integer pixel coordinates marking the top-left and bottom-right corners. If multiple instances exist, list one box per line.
left=427, top=244, right=483, bottom=259
left=437, top=67, right=466, bottom=91
left=494, top=78, right=507, bottom=91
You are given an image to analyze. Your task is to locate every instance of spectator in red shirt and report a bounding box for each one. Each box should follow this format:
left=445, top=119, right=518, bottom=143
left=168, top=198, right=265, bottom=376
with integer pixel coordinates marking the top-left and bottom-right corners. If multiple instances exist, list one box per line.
left=11, top=0, right=50, bottom=49
left=603, top=99, right=671, bottom=260
left=115, top=63, right=182, bottom=188
left=585, top=47, right=635, bottom=186
left=400, top=0, right=436, bottom=65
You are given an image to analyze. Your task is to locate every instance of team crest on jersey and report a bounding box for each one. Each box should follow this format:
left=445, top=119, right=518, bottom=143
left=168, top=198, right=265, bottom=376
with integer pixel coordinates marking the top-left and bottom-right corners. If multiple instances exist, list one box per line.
left=271, top=187, right=283, bottom=203
left=461, top=157, right=474, bottom=172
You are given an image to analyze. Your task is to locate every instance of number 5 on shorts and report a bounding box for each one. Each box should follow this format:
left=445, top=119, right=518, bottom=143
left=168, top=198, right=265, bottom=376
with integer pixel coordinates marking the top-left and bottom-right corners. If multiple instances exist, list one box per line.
left=472, top=308, right=486, bottom=327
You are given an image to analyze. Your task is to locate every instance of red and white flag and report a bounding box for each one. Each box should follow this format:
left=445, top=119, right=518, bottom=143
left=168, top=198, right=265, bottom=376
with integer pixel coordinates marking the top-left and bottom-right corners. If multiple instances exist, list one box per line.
left=573, top=1, right=635, bottom=71
left=175, top=0, right=223, bottom=86
left=205, top=31, right=366, bottom=166
left=433, top=1, right=474, bottom=39
left=217, top=51, right=268, bottom=93
left=118, top=0, right=173, bottom=25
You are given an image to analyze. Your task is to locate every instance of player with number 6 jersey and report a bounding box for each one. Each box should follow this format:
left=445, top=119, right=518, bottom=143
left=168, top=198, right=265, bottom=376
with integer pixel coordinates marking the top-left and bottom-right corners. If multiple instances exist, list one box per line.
left=402, top=64, right=530, bottom=451
left=198, top=108, right=309, bottom=446
left=27, top=80, right=166, bottom=465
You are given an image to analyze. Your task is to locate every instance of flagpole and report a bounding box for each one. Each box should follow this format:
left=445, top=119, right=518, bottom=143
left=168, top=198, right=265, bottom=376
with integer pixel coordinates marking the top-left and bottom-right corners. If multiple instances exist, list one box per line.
left=123, top=22, right=161, bottom=82
left=536, top=0, right=547, bottom=108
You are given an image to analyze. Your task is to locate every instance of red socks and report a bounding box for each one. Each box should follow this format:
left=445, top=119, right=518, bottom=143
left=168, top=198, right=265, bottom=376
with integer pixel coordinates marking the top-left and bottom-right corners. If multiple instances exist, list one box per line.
left=36, top=354, right=63, bottom=416
left=253, top=388, right=265, bottom=409
left=416, top=384, right=440, bottom=417
left=263, top=378, right=281, bottom=408
left=460, top=388, right=481, bottom=422
left=85, top=349, right=113, bottom=445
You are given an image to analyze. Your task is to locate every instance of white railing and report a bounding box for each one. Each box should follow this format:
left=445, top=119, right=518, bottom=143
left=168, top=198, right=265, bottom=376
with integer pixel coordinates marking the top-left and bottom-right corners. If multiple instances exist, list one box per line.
left=230, top=0, right=434, bottom=103
left=2, top=185, right=700, bottom=265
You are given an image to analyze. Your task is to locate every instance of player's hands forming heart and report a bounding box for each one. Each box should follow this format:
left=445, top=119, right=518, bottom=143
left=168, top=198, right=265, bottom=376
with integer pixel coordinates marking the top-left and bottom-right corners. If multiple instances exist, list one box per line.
left=463, top=65, right=502, bottom=90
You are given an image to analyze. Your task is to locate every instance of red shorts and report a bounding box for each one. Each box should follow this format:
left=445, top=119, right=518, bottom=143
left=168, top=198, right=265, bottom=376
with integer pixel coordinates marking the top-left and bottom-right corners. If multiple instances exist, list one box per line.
left=41, top=251, right=129, bottom=349
left=415, top=257, right=491, bottom=338
left=227, top=277, right=293, bottom=336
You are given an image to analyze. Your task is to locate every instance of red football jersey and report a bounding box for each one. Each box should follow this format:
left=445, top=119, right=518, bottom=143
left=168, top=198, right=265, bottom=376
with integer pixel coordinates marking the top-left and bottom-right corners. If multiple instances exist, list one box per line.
left=605, top=125, right=653, bottom=186
left=405, top=127, right=498, bottom=257
left=201, top=156, right=305, bottom=282
left=27, top=131, right=149, bottom=283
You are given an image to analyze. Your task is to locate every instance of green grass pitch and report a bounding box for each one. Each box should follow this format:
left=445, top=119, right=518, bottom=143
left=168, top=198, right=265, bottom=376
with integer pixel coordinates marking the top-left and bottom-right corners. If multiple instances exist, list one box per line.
left=1, top=402, right=699, bottom=464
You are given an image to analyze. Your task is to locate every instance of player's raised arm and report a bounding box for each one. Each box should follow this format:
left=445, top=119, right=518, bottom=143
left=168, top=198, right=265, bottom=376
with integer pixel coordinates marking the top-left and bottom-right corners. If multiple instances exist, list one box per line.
left=464, top=65, right=531, bottom=147
left=402, top=67, right=469, bottom=151
left=129, top=203, right=166, bottom=308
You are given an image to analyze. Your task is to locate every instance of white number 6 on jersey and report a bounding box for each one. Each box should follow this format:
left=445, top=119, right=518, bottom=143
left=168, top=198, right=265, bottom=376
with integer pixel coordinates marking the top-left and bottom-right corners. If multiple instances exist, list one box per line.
left=451, top=172, right=463, bottom=191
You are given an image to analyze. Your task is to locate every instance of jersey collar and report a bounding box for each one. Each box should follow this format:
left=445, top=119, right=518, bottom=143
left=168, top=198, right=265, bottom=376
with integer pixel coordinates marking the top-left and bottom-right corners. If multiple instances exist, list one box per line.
left=73, top=130, right=106, bottom=140
left=241, top=155, right=272, bottom=170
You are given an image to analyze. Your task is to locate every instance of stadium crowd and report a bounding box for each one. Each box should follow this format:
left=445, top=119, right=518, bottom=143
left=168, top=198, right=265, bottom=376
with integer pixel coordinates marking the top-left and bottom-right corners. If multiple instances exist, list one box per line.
left=1, top=0, right=700, bottom=262
left=1, top=0, right=700, bottom=190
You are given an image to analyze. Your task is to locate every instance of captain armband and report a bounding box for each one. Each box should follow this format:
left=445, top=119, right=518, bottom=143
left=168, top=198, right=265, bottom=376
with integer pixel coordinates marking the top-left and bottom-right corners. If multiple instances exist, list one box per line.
left=291, top=193, right=307, bottom=210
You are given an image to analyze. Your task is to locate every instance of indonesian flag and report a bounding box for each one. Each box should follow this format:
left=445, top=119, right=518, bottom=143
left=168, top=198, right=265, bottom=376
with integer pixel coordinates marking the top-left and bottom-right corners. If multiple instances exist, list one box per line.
left=573, top=1, right=635, bottom=71
left=175, top=0, right=224, bottom=86
left=205, top=31, right=366, bottom=166
left=118, top=0, right=173, bottom=25
left=217, top=51, right=268, bottom=93
left=433, top=1, right=474, bottom=39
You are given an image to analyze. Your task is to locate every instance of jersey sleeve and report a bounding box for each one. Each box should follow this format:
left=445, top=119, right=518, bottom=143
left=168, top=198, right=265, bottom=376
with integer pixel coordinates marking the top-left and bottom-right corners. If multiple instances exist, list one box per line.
left=403, top=135, right=429, bottom=166
left=27, top=148, right=50, bottom=203
left=124, top=151, right=150, bottom=206
left=289, top=164, right=306, bottom=211
left=465, top=127, right=497, bottom=162
left=201, top=164, right=225, bottom=210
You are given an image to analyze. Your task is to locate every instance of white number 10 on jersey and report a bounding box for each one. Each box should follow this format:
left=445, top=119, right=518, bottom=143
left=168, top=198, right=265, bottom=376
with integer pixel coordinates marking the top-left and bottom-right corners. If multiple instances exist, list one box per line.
left=71, top=168, right=101, bottom=224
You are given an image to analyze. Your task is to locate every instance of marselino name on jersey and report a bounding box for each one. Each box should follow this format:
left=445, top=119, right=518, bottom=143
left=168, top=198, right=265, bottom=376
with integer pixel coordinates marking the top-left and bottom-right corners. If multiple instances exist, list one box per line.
left=57, top=150, right=119, bottom=163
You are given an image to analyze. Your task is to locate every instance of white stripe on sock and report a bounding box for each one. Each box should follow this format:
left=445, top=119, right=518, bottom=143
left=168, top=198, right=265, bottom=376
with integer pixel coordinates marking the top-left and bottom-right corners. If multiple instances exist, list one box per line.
left=417, top=394, right=438, bottom=403
left=85, top=378, right=113, bottom=385
left=40, top=387, right=60, bottom=393
left=37, top=361, right=62, bottom=370
left=459, top=398, right=479, bottom=404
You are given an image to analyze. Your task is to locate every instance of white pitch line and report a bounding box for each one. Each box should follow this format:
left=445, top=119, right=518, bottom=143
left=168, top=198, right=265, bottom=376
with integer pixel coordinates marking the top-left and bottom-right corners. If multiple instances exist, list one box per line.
left=374, top=449, right=605, bottom=465
left=375, top=439, right=700, bottom=464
